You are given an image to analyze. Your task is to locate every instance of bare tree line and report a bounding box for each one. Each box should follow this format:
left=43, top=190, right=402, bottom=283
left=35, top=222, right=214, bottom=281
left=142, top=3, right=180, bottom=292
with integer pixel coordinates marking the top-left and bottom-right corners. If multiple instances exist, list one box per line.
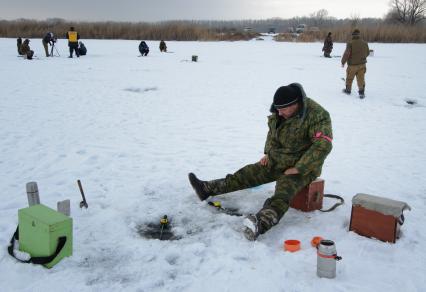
left=0, top=19, right=227, bottom=41
left=0, top=9, right=425, bottom=43
left=387, top=0, right=426, bottom=25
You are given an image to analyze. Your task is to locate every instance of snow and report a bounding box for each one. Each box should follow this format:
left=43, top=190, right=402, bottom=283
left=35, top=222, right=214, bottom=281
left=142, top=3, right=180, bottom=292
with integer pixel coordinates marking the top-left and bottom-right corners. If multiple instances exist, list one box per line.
left=0, top=36, right=425, bottom=292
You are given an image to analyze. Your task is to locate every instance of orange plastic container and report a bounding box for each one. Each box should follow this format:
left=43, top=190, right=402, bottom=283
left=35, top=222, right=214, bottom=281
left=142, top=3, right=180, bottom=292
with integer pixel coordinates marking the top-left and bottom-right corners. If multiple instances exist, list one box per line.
left=311, top=236, right=323, bottom=247
left=284, top=240, right=301, bottom=252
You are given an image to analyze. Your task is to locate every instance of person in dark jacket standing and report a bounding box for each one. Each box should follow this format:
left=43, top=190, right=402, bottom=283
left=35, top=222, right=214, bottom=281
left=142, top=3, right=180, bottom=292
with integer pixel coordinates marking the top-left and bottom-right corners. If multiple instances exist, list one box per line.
left=139, top=41, right=149, bottom=56
left=66, top=27, right=80, bottom=58
left=322, top=32, right=333, bottom=58
left=341, top=29, right=370, bottom=98
left=42, top=32, right=55, bottom=57
left=188, top=83, right=333, bottom=241
left=17, top=37, right=22, bottom=55
left=159, top=40, right=167, bottom=52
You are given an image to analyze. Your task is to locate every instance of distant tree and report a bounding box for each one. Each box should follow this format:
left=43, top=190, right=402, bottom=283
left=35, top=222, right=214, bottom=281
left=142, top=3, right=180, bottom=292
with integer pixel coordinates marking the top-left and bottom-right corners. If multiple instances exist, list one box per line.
left=350, top=13, right=361, bottom=29
left=387, top=0, right=426, bottom=25
left=310, top=9, right=330, bottom=27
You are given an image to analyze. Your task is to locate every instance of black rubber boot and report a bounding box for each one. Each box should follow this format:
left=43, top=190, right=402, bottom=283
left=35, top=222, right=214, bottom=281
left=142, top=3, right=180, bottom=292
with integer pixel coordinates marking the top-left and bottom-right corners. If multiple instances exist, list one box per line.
left=342, top=86, right=351, bottom=95
left=359, top=88, right=365, bottom=99
left=188, top=173, right=213, bottom=201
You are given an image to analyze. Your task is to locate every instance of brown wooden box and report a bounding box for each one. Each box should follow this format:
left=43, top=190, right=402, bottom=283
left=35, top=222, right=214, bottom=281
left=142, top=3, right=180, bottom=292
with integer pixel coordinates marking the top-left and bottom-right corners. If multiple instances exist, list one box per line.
left=290, top=179, right=324, bottom=212
left=349, top=206, right=400, bottom=243
left=349, top=193, right=410, bottom=243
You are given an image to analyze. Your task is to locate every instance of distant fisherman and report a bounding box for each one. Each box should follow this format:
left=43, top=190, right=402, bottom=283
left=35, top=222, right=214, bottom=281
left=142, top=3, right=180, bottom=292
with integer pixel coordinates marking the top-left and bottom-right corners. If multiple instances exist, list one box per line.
left=78, top=41, right=87, bottom=56
left=341, top=29, right=370, bottom=99
left=322, top=32, right=333, bottom=58
left=66, top=26, right=80, bottom=58
left=42, top=32, right=55, bottom=57
left=159, top=40, right=167, bottom=52
left=139, top=41, right=149, bottom=56
left=17, top=37, right=22, bottom=55
left=20, top=39, right=34, bottom=60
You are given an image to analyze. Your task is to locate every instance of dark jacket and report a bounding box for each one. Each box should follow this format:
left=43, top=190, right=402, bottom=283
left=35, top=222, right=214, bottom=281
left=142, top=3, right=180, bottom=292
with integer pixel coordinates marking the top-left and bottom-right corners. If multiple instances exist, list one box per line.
left=139, top=41, right=149, bottom=52
left=17, top=37, right=22, bottom=54
left=322, top=35, right=333, bottom=54
left=341, top=35, right=369, bottom=66
left=43, top=32, right=54, bottom=44
left=159, top=40, right=167, bottom=52
left=265, top=83, right=333, bottom=177
left=78, top=42, right=87, bottom=55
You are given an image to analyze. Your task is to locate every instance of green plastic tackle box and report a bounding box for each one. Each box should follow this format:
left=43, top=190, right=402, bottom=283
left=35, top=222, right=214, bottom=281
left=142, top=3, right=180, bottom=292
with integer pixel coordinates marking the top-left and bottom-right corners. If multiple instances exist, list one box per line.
left=18, top=204, right=72, bottom=268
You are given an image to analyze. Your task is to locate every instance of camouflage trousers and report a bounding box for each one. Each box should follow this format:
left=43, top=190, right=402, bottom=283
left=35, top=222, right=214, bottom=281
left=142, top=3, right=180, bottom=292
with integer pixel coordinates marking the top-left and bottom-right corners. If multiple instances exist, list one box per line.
left=346, top=64, right=366, bottom=92
left=208, top=162, right=317, bottom=220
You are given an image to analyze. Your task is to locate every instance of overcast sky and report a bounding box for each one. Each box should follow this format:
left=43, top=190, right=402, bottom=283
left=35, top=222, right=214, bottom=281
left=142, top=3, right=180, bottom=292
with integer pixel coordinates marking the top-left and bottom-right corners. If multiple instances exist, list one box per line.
left=0, top=0, right=391, bottom=22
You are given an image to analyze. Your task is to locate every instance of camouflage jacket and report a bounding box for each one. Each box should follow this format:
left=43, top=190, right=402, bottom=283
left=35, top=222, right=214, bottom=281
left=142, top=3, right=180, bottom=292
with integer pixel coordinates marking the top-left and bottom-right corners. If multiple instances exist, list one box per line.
left=20, top=43, right=30, bottom=55
left=264, top=84, right=333, bottom=177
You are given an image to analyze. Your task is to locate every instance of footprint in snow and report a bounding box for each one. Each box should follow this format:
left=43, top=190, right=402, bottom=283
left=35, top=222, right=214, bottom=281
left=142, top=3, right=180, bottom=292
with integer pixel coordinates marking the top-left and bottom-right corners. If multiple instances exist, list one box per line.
left=124, top=86, right=158, bottom=93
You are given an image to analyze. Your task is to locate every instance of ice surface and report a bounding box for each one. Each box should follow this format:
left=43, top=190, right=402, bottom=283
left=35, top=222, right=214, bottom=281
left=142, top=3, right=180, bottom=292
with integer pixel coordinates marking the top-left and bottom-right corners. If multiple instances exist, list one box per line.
left=0, top=36, right=425, bottom=291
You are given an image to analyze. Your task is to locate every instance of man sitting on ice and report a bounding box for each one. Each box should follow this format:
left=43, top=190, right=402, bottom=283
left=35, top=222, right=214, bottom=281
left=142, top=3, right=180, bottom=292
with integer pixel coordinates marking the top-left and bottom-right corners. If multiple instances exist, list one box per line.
left=188, top=83, right=333, bottom=240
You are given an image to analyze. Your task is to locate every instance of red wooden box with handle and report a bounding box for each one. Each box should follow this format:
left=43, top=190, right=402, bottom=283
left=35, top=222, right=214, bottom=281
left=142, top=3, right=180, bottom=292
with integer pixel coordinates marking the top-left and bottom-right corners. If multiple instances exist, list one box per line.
left=349, top=193, right=411, bottom=243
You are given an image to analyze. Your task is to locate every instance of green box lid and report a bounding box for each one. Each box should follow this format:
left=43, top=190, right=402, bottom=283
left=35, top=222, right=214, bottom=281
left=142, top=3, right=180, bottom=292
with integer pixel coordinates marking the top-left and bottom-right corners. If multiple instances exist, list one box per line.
left=19, top=204, right=70, bottom=226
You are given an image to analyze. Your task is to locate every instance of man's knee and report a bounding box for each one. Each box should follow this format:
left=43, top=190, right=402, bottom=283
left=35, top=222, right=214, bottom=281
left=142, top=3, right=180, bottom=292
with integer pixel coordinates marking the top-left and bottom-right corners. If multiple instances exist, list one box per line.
left=270, top=174, right=316, bottom=217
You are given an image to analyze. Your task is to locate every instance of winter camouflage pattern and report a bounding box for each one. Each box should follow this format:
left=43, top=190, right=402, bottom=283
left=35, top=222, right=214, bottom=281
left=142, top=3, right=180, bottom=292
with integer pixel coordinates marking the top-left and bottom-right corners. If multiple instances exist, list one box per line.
left=204, top=83, right=333, bottom=230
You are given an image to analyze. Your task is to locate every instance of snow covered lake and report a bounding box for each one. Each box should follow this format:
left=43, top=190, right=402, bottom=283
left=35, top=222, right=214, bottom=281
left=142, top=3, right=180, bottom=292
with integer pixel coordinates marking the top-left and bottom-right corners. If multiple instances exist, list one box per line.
left=0, top=37, right=425, bottom=291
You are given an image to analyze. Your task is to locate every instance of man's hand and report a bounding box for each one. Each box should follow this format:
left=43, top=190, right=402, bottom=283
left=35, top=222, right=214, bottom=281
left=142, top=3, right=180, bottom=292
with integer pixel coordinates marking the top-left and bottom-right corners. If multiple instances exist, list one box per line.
left=260, top=155, right=269, bottom=166
left=284, top=167, right=299, bottom=175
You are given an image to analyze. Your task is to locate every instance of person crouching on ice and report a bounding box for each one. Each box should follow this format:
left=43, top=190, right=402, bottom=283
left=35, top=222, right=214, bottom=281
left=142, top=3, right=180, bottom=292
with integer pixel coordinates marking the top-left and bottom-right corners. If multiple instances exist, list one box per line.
left=20, top=39, right=34, bottom=60
left=188, top=83, right=333, bottom=241
left=139, top=41, right=149, bottom=56
left=78, top=41, right=87, bottom=56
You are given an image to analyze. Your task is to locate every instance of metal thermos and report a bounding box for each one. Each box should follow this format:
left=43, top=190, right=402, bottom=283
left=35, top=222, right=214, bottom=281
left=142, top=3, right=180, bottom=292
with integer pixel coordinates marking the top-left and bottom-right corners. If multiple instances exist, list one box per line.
left=26, top=182, right=40, bottom=206
left=57, top=199, right=71, bottom=216
left=317, top=239, right=342, bottom=279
